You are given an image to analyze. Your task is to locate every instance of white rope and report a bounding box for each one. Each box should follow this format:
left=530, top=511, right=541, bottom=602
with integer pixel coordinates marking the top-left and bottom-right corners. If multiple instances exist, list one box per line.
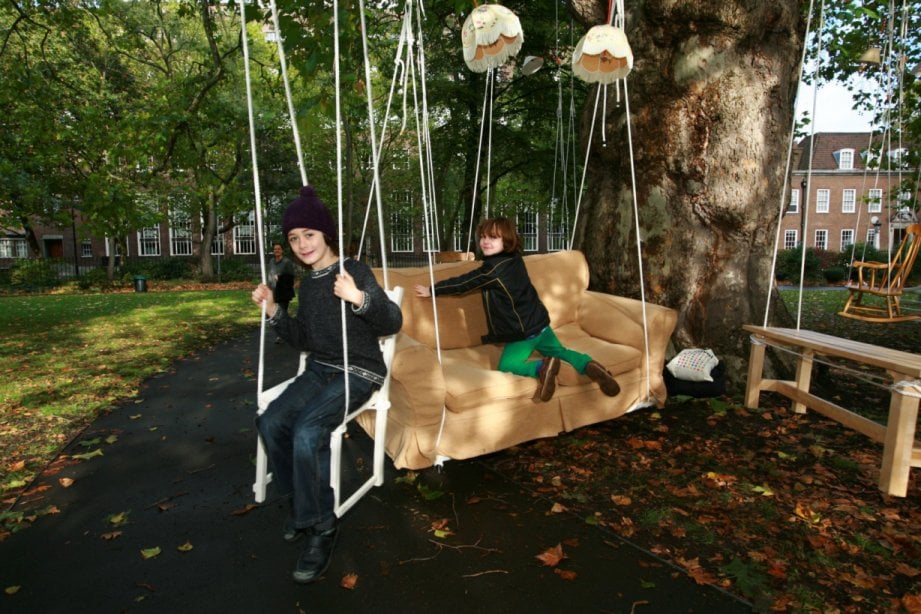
left=268, top=0, right=308, bottom=187
left=238, top=0, right=269, bottom=399
left=331, top=0, right=351, bottom=415
left=568, top=84, right=601, bottom=249
left=762, top=0, right=815, bottom=327
left=795, top=0, right=826, bottom=331
left=622, top=79, right=653, bottom=401
left=465, top=71, right=493, bottom=253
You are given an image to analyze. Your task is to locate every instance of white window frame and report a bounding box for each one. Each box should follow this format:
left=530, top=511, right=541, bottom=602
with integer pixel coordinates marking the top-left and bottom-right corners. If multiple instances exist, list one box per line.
left=0, top=237, right=29, bottom=258
left=836, top=148, right=855, bottom=170
left=867, top=188, right=883, bottom=213
left=814, top=229, right=828, bottom=250
left=787, top=189, right=799, bottom=214
left=841, top=189, right=856, bottom=213
left=783, top=229, right=797, bottom=250
left=233, top=210, right=257, bottom=255
left=211, top=233, right=225, bottom=256
left=81, top=239, right=93, bottom=258
left=389, top=211, right=414, bottom=253
left=840, top=229, right=854, bottom=250
left=517, top=210, right=538, bottom=252
left=169, top=207, right=193, bottom=256
left=138, top=225, right=162, bottom=257
left=815, top=189, right=830, bottom=213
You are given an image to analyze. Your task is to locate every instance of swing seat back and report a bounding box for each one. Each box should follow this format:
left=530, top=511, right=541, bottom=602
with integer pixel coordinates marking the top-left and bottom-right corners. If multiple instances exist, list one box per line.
left=839, top=223, right=921, bottom=323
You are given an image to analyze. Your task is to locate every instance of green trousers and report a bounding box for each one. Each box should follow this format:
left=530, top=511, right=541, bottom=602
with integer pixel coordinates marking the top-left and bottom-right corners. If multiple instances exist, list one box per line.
left=498, top=326, right=592, bottom=378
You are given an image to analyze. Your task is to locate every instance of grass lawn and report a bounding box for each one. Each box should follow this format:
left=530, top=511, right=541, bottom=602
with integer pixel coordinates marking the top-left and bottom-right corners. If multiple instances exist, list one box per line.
left=0, top=289, right=254, bottom=499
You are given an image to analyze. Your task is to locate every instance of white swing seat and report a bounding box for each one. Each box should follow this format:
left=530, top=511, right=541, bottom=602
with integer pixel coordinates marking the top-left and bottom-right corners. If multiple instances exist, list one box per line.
left=253, top=287, right=404, bottom=518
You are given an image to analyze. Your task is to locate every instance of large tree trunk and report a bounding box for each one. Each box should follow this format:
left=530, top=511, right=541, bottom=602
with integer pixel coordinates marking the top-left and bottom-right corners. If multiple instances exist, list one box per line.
left=569, top=0, right=803, bottom=386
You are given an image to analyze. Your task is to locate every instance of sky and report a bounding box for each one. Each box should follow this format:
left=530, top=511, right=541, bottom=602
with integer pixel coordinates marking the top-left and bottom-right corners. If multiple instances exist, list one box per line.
left=795, top=80, right=874, bottom=133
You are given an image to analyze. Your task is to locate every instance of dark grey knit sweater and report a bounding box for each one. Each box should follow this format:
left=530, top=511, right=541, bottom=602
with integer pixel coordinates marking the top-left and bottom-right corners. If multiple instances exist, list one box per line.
left=268, top=258, right=403, bottom=386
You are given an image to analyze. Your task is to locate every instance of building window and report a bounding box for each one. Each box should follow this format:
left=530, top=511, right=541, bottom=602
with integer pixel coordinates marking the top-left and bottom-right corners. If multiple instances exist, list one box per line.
left=517, top=210, right=538, bottom=252
left=138, top=225, right=161, bottom=256
left=547, top=219, right=567, bottom=251
left=867, top=188, right=883, bottom=213
left=81, top=239, right=93, bottom=258
left=169, top=208, right=193, bottom=256
left=815, top=189, right=830, bottom=213
left=814, top=229, right=828, bottom=250
left=233, top=210, right=257, bottom=255
left=211, top=233, right=225, bottom=256
left=787, top=189, right=799, bottom=214
left=390, top=212, right=414, bottom=253
left=451, top=218, right=468, bottom=252
left=840, top=229, right=854, bottom=250
left=841, top=189, right=856, bottom=213
left=783, top=230, right=797, bottom=250
left=0, top=237, right=29, bottom=258
left=835, top=149, right=854, bottom=170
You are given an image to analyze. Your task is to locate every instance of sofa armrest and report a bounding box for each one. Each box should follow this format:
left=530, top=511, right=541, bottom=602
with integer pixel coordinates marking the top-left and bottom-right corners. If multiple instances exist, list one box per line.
left=578, top=291, right=677, bottom=367
left=389, top=333, right=447, bottom=425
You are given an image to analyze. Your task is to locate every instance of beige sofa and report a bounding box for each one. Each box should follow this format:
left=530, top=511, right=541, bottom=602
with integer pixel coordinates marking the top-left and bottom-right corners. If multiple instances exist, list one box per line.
left=361, top=250, right=677, bottom=470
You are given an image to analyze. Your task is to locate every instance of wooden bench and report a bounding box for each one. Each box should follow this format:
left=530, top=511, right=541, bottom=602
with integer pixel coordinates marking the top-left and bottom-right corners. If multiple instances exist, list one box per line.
left=743, top=325, right=921, bottom=497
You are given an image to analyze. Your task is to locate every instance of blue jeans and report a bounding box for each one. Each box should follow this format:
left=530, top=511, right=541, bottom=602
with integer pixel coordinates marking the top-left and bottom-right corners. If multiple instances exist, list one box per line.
left=256, top=360, right=374, bottom=529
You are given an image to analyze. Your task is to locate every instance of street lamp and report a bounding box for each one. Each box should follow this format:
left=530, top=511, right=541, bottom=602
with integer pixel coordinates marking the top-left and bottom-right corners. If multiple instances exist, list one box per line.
left=870, top=215, right=881, bottom=249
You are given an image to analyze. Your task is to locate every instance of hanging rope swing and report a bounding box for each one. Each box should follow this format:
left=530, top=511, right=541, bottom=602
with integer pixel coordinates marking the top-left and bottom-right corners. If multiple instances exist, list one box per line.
left=242, top=0, right=403, bottom=515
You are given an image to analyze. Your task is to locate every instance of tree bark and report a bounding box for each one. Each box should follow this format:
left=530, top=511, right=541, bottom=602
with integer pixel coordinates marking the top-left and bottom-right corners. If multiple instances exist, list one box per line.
left=568, top=0, right=803, bottom=385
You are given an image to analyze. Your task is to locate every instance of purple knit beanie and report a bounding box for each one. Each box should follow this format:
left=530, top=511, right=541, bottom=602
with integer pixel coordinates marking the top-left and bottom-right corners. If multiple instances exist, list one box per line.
left=282, top=186, right=336, bottom=239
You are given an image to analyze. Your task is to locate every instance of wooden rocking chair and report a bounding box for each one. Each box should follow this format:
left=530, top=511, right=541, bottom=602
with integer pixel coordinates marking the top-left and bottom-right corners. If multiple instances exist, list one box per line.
left=839, top=223, right=921, bottom=323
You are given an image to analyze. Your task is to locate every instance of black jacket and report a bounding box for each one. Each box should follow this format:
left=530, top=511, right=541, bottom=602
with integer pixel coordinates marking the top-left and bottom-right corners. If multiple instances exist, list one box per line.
left=432, top=252, right=549, bottom=344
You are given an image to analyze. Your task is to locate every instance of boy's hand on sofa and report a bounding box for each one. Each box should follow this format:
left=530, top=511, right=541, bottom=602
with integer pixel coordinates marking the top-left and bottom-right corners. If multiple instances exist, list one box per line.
left=413, top=284, right=431, bottom=298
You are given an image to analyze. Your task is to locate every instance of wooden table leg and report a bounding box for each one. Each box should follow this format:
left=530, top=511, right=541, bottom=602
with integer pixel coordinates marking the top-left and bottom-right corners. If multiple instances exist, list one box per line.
left=792, top=349, right=814, bottom=414
left=879, top=383, right=919, bottom=497
left=745, top=338, right=766, bottom=409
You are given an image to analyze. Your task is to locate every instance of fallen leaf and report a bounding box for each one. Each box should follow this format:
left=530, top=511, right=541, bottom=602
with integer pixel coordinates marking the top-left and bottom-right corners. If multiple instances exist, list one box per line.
left=5, top=586, right=20, bottom=595
left=611, top=494, right=632, bottom=506
left=108, top=511, right=129, bottom=526
left=105, top=435, right=118, bottom=445
left=230, top=504, right=258, bottom=516
left=535, top=543, right=566, bottom=567
left=140, top=546, right=161, bottom=560
left=72, top=449, right=103, bottom=461
left=129, top=414, right=142, bottom=420
left=59, top=478, right=74, bottom=488
left=101, top=531, right=122, bottom=540
left=549, top=502, right=567, bottom=514
left=554, top=568, right=577, bottom=580
left=177, top=542, right=193, bottom=553
left=340, top=573, right=358, bottom=590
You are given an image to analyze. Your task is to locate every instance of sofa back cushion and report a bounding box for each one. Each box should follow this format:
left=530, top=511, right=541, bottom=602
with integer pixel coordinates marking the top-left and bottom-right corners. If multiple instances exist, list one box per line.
left=374, top=250, right=589, bottom=349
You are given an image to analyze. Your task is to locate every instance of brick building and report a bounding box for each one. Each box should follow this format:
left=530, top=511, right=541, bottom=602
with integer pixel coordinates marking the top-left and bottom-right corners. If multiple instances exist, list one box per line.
left=781, top=132, right=918, bottom=253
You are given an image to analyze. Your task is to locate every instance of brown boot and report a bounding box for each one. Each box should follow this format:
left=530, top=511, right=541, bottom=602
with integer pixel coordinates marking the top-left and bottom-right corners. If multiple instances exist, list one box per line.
left=533, top=357, right=561, bottom=402
left=584, top=360, right=620, bottom=396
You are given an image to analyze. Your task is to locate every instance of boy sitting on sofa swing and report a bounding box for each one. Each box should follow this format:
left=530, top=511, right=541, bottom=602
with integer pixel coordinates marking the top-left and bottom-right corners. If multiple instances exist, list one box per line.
left=414, top=217, right=620, bottom=402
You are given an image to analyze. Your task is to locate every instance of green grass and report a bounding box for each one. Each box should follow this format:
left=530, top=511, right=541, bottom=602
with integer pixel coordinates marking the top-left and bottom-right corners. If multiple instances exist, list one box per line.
left=0, top=290, right=255, bottom=492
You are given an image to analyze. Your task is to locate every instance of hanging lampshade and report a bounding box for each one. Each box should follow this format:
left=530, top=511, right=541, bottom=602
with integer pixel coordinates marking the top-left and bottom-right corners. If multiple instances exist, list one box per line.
left=858, top=46, right=881, bottom=65
left=461, top=4, right=523, bottom=73
left=572, top=24, right=633, bottom=84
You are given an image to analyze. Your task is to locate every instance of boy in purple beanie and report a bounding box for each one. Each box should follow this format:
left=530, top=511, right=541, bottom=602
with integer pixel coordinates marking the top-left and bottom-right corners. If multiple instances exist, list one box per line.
left=252, top=185, right=402, bottom=583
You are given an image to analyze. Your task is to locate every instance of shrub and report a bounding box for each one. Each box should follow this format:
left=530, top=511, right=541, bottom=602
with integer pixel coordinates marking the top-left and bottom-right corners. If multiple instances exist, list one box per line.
left=77, top=268, right=111, bottom=291
left=10, top=259, right=59, bottom=290
left=213, top=257, right=256, bottom=282
left=776, top=247, right=822, bottom=283
left=822, top=266, right=846, bottom=284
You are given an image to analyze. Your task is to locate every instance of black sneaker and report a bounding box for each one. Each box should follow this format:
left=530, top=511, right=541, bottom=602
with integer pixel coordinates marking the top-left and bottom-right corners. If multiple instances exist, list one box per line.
left=584, top=360, right=620, bottom=396
left=533, top=357, right=561, bottom=402
left=283, top=516, right=304, bottom=543
left=292, top=525, right=339, bottom=584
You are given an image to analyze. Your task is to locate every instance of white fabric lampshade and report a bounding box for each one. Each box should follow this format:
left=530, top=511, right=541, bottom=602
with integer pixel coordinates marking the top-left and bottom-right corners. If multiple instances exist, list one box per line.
left=461, top=4, right=523, bottom=73
left=572, top=24, right=633, bottom=83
